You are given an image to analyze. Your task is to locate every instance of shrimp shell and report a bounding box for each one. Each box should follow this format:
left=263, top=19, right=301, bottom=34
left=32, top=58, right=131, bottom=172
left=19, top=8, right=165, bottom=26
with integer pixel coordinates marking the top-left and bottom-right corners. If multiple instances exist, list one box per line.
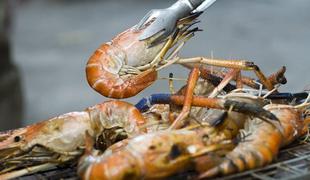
left=0, top=100, right=147, bottom=178
left=86, top=27, right=164, bottom=99
left=77, top=94, right=268, bottom=180
left=199, top=104, right=308, bottom=179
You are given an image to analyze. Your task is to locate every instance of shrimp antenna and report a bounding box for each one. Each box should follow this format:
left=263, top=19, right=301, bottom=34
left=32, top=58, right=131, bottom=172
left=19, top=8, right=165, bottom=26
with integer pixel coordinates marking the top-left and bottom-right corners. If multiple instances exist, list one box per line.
left=255, top=81, right=264, bottom=97
left=263, top=84, right=281, bottom=99
left=230, top=87, right=268, bottom=98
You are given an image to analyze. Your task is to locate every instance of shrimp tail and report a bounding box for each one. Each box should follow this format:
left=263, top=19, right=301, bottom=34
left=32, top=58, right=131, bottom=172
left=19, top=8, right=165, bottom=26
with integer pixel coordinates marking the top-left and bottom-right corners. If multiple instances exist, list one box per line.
left=86, top=44, right=158, bottom=99
left=87, top=55, right=158, bottom=99
left=120, top=68, right=158, bottom=99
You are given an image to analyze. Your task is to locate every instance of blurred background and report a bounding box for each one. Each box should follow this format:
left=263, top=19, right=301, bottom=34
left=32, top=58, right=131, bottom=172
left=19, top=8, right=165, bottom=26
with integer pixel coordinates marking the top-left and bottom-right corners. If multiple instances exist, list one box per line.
left=0, top=0, right=309, bottom=130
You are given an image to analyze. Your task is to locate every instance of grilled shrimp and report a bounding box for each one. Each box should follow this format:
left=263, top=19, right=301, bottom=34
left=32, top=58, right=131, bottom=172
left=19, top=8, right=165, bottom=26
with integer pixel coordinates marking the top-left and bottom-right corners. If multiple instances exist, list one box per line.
left=77, top=93, right=277, bottom=180
left=86, top=27, right=160, bottom=99
left=86, top=5, right=286, bottom=100
left=86, top=14, right=201, bottom=99
left=199, top=102, right=310, bottom=179
left=77, top=127, right=233, bottom=180
left=0, top=100, right=146, bottom=179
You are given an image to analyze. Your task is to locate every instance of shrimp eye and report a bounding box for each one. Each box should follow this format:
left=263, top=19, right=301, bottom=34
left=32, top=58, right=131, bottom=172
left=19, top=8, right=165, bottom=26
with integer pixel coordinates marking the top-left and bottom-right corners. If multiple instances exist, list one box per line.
left=169, top=144, right=182, bottom=160
left=149, top=145, right=156, bottom=150
left=14, top=136, right=21, bottom=142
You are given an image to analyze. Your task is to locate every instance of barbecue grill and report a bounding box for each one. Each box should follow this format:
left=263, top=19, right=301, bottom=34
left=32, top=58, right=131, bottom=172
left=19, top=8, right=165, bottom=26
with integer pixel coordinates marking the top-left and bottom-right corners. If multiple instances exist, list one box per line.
left=17, top=138, right=310, bottom=180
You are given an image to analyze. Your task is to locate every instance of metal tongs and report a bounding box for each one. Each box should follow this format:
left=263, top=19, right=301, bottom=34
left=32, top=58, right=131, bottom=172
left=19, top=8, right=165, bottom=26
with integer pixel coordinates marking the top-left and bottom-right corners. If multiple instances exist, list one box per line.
left=137, top=0, right=217, bottom=44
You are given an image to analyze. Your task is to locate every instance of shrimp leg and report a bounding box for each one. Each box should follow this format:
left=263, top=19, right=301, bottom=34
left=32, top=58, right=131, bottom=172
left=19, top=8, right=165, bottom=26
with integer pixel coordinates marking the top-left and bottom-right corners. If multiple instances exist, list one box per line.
left=170, top=67, right=200, bottom=129
left=197, top=66, right=287, bottom=90
left=208, top=69, right=240, bottom=98
left=177, top=57, right=275, bottom=91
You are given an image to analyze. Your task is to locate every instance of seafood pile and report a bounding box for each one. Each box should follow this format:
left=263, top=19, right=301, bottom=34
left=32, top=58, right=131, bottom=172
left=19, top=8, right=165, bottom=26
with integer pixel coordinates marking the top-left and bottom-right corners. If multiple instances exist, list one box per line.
left=0, top=12, right=310, bottom=180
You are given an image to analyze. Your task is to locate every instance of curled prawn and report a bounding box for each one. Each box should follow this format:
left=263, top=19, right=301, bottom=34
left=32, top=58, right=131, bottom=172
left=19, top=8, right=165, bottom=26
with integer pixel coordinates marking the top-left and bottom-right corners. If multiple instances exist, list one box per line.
left=86, top=28, right=159, bottom=99
left=0, top=100, right=146, bottom=179
left=87, top=8, right=287, bottom=100
left=86, top=14, right=202, bottom=99
left=199, top=101, right=310, bottom=179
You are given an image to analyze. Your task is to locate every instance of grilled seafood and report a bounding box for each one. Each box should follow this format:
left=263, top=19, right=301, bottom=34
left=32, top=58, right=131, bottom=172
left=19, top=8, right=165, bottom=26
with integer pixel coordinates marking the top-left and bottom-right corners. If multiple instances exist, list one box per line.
left=0, top=100, right=147, bottom=179
left=86, top=13, right=201, bottom=99
left=199, top=100, right=310, bottom=179
left=77, top=90, right=310, bottom=180
left=77, top=92, right=278, bottom=180
left=78, top=126, right=233, bottom=180
left=86, top=6, right=282, bottom=100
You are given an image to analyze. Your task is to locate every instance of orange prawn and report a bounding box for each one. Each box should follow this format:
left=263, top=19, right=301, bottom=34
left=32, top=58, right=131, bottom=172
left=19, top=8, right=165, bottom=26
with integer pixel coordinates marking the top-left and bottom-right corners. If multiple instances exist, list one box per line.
left=86, top=14, right=201, bottom=99
left=77, top=93, right=278, bottom=180
left=199, top=102, right=310, bottom=179
left=0, top=100, right=146, bottom=179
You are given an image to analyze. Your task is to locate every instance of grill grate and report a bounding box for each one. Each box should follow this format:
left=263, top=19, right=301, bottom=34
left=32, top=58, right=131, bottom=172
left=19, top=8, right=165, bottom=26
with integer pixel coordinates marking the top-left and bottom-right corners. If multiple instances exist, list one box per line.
left=16, top=166, right=78, bottom=180
left=17, top=140, right=310, bottom=180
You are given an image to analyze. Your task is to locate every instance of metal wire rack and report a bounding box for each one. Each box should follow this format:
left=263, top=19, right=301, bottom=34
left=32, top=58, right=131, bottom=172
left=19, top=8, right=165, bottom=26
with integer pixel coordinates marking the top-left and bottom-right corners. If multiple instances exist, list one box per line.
left=15, top=166, right=78, bottom=180
left=16, top=139, right=310, bottom=180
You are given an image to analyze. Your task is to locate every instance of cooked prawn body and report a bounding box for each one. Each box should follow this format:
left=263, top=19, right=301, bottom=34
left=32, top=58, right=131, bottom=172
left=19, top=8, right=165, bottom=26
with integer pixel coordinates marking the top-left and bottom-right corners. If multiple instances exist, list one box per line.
left=86, top=27, right=164, bottom=99
left=199, top=104, right=308, bottom=179
left=78, top=95, right=264, bottom=180
left=78, top=125, right=235, bottom=180
left=78, top=91, right=310, bottom=180
left=0, top=100, right=147, bottom=178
